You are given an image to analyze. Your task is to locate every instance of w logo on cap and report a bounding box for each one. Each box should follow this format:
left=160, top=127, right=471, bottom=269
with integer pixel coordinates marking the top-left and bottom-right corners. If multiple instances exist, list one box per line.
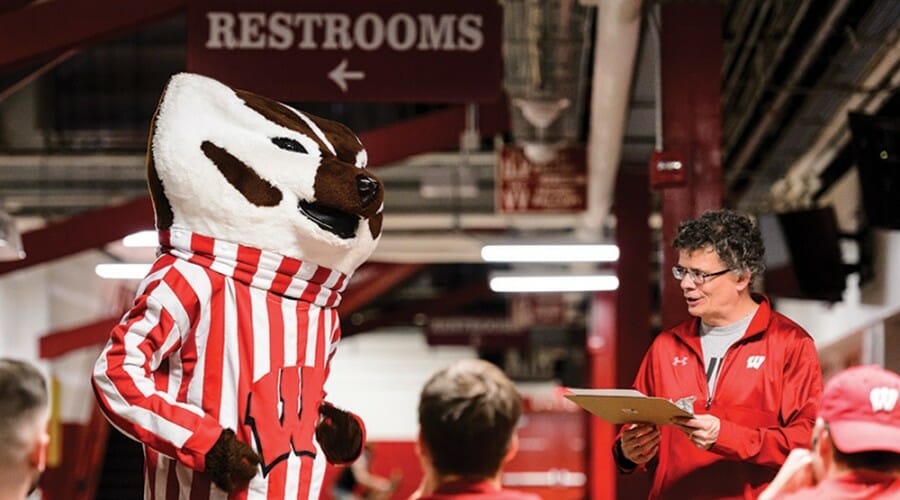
left=870, top=387, right=899, bottom=413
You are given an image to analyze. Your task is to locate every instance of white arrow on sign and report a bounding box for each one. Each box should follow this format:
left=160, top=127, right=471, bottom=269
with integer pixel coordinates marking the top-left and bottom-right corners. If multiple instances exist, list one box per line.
left=328, top=59, right=365, bottom=92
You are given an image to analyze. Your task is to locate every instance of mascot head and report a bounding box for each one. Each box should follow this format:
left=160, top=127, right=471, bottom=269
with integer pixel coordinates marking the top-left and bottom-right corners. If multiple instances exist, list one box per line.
left=147, top=73, right=384, bottom=275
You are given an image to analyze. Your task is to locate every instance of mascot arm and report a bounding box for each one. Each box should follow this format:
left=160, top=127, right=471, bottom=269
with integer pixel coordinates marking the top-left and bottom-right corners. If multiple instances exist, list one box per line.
left=92, top=294, right=223, bottom=471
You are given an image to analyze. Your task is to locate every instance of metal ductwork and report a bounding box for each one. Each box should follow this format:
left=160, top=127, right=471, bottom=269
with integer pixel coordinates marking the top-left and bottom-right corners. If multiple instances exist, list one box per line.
left=500, top=0, right=593, bottom=164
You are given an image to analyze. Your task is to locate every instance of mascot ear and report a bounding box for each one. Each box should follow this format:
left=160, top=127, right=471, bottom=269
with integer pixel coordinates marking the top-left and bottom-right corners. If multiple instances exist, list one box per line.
left=316, top=402, right=365, bottom=465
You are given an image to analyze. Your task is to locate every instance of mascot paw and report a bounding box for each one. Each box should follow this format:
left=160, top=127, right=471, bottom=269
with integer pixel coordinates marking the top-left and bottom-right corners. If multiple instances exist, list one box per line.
left=316, top=402, right=364, bottom=465
left=205, top=429, right=261, bottom=493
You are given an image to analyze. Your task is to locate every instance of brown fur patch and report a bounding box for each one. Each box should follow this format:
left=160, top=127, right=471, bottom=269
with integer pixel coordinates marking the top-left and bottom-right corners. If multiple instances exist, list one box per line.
left=301, top=113, right=364, bottom=166
left=147, top=86, right=174, bottom=230
left=201, top=141, right=283, bottom=207
left=316, top=403, right=363, bottom=465
left=205, top=429, right=260, bottom=493
left=313, top=158, right=383, bottom=218
left=369, top=214, right=383, bottom=239
left=236, top=89, right=363, bottom=167
left=235, top=90, right=331, bottom=155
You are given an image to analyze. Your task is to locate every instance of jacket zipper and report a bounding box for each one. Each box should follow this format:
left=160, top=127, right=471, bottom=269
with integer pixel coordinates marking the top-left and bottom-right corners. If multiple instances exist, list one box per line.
left=706, top=341, right=743, bottom=410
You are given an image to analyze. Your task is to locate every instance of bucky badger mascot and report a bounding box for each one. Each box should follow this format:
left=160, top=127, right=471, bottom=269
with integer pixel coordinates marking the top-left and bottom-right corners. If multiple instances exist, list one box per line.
left=92, top=73, right=383, bottom=499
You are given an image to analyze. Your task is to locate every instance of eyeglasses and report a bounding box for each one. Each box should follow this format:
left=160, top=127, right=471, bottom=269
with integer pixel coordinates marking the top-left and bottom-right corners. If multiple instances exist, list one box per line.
left=672, top=266, right=730, bottom=284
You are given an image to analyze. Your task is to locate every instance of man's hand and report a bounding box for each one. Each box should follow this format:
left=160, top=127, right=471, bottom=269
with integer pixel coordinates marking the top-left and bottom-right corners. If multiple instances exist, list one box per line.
left=620, top=423, right=660, bottom=464
left=672, top=414, right=720, bottom=450
left=757, top=449, right=815, bottom=500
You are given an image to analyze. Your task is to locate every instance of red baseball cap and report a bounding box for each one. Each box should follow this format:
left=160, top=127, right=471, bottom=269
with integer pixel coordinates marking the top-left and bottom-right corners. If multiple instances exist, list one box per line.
left=818, top=365, right=900, bottom=454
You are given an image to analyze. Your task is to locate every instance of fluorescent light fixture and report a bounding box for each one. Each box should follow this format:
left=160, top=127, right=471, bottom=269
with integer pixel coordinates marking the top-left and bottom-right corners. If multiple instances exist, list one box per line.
left=489, top=273, right=619, bottom=293
left=122, top=230, right=157, bottom=248
left=0, top=210, right=25, bottom=261
left=481, top=243, right=619, bottom=263
left=95, top=263, right=152, bottom=280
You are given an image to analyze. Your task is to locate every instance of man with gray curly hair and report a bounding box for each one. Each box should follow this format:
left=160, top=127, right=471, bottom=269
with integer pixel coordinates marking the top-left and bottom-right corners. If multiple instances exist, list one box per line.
left=613, top=209, right=823, bottom=499
left=0, top=358, right=50, bottom=500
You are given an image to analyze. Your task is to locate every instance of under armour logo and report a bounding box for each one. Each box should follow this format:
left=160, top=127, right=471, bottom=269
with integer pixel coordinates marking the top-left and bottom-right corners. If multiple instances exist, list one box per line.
left=870, top=387, right=899, bottom=412
left=673, top=356, right=688, bottom=366
left=746, top=355, right=766, bottom=369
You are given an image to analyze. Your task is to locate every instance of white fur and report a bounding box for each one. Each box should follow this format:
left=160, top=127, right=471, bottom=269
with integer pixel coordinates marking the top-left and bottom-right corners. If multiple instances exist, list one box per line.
left=152, top=73, right=380, bottom=275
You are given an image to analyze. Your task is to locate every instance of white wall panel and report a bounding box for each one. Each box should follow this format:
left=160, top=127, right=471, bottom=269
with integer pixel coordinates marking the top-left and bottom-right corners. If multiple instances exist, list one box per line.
left=325, top=329, right=475, bottom=441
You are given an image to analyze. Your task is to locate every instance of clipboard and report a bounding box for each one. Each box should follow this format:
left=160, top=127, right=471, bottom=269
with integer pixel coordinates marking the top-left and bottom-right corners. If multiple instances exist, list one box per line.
left=564, top=388, right=693, bottom=425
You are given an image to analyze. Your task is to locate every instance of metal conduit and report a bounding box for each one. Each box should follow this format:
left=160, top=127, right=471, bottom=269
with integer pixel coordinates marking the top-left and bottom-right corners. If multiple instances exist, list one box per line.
left=725, top=0, right=853, bottom=188
left=724, top=0, right=814, bottom=153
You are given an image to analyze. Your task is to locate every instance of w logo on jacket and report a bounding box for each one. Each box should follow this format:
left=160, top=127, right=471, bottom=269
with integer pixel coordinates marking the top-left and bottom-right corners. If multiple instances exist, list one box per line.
left=245, top=366, right=325, bottom=475
left=746, top=355, right=766, bottom=369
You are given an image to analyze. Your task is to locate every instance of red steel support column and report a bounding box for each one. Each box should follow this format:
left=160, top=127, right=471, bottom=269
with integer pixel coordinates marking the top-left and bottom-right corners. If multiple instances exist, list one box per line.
left=615, top=170, right=653, bottom=498
left=659, top=3, right=724, bottom=327
left=587, top=169, right=652, bottom=500
left=587, top=291, right=616, bottom=500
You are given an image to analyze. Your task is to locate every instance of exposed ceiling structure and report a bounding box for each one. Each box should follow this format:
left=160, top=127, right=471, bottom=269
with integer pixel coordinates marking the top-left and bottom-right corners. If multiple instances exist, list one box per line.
left=0, top=1, right=895, bottom=214
left=0, top=0, right=898, bottom=349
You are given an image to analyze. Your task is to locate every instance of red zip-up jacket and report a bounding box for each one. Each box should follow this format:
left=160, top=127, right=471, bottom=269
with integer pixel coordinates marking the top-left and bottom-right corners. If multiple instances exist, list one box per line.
left=614, top=294, right=823, bottom=499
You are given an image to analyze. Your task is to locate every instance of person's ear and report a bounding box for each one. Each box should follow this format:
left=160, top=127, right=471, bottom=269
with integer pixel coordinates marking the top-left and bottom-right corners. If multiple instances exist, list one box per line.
left=501, top=433, right=520, bottom=466
left=735, top=268, right=752, bottom=292
left=810, top=419, right=832, bottom=480
left=415, top=431, right=430, bottom=462
left=28, top=430, right=50, bottom=472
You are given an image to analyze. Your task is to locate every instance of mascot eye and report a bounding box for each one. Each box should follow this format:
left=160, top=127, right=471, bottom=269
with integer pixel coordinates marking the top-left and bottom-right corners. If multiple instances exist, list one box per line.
left=271, top=137, right=308, bottom=154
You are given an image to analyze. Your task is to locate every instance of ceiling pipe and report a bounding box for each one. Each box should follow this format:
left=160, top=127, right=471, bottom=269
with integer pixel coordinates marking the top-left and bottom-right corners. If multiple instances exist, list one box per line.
left=578, top=0, right=643, bottom=237
left=724, top=0, right=813, bottom=153
left=722, top=0, right=774, bottom=111
left=0, top=49, right=78, bottom=102
left=782, top=36, right=900, bottom=182
left=725, top=0, right=852, bottom=189
left=721, top=2, right=757, bottom=76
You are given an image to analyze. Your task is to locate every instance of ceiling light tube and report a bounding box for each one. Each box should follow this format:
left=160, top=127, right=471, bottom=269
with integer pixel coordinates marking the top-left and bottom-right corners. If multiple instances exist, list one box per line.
left=122, top=230, right=157, bottom=248
left=489, top=274, right=619, bottom=293
left=481, top=244, right=619, bottom=263
left=95, top=263, right=152, bottom=280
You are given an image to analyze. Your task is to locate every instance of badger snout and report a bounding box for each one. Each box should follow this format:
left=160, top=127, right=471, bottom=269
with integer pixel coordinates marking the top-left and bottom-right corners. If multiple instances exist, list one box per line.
left=356, top=174, right=380, bottom=208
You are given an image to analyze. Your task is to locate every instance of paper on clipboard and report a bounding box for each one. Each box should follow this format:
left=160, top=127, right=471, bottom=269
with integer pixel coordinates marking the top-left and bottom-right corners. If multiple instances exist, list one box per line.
left=564, top=388, right=694, bottom=425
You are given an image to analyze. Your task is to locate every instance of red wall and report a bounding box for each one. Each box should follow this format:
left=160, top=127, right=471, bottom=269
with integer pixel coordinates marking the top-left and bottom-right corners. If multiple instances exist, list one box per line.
left=321, top=408, right=586, bottom=500
left=322, top=441, right=422, bottom=500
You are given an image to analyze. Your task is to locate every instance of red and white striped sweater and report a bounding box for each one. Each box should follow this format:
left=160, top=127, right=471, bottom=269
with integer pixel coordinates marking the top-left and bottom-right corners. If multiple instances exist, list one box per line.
left=93, top=228, right=350, bottom=499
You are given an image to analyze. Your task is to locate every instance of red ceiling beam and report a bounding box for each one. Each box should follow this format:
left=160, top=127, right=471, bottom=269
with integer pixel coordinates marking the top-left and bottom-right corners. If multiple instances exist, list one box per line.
left=39, top=263, right=425, bottom=359
left=0, top=102, right=508, bottom=276
left=39, top=316, right=119, bottom=359
left=0, top=197, right=154, bottom=276
left=362, top=98, right=509, bottom=167
left=0, top=0, right=33, bottom=15
left=0, top=49, right=77, bottom=101
left=338, top=262, right=426, bottom=319
left=0, top=0, right=186, bottom=70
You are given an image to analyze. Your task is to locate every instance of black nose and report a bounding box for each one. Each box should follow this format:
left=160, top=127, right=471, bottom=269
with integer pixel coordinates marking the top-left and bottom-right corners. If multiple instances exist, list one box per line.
left=356, top=175, right=380, bottom=207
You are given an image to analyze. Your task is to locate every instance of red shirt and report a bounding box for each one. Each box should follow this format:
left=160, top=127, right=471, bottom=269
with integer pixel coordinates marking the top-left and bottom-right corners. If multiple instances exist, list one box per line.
left=615, top=295, right=823, bottom=499
left=418, top=480, right=541, bottom=500
left=777, top=471, right=900, bottom=500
